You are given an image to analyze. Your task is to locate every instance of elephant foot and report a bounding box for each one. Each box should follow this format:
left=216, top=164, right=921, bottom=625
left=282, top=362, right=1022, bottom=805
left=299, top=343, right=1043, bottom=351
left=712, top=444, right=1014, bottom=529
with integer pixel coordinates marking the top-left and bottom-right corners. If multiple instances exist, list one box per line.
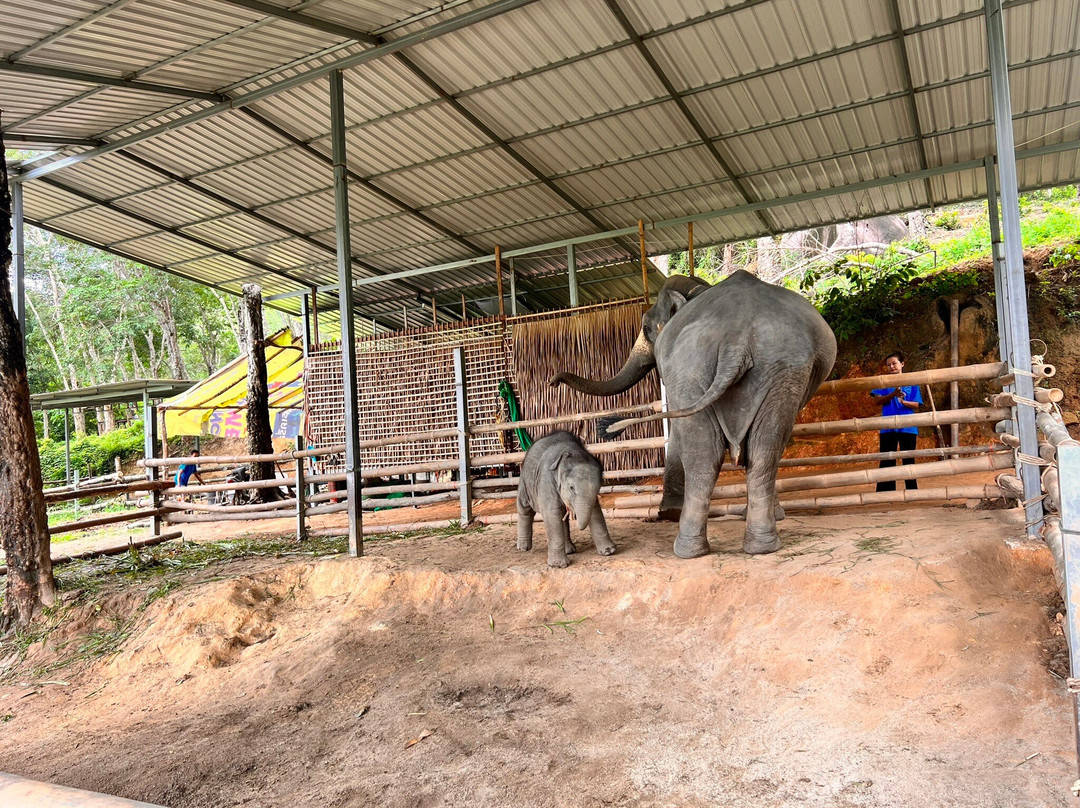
left=517, top=536, right=532, bottom=551
left=774, top=504, right=786, bottom=522
left=657, top=507, right=682, bottom=523
left=743, top=528, right=781, bottom=555
left=565, top=538, right=577, bottom=555
left=595, top=540, right=616, bottom=556
left=547, top=553, right=570, bottom=569
left=673, top=533, right=711, bottom=559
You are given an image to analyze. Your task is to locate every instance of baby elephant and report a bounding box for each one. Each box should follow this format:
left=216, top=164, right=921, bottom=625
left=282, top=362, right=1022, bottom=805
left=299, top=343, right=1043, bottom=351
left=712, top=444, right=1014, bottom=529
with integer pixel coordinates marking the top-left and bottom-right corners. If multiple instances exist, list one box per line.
left=516, top=431, right=616, bottom=568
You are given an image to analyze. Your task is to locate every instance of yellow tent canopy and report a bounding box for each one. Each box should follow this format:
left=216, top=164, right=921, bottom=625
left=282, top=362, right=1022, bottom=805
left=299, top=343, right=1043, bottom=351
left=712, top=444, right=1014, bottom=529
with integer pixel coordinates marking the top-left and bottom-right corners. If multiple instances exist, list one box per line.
left=161, top=329, right=304, bottom=439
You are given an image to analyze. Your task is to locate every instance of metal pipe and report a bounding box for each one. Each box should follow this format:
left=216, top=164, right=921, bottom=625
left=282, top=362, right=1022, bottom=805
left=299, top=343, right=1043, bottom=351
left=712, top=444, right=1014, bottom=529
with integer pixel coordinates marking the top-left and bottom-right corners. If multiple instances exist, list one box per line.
left=985, top=0, right=1043, bottom=533
left=330, top=68, right=364, bottom=557
left=985, top=155, right=1012, bottom=387
left=567, top=242, right=579, bottom=307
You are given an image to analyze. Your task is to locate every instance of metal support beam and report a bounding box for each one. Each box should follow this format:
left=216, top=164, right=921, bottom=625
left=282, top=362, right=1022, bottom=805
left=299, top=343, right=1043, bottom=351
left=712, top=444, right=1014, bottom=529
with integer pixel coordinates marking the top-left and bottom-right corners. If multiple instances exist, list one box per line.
left=984, top=155, right=1012, bottom=384
left=985, top=0, right=1042, bottom=533
left=213, top=0, right=380, bottom=44
left=886, top=0, right=935, bottom=207
left=0, top=61, right=223, bottom=102
left=509, top=258, right=518, bottom=316
left=300, top=292, right=312, bottom=361
left=330, top=69, right=364, bottom=557
left=3, top=133, right=102, bottom=147
left=11, top=178, right=25, bottom=355
left=18, top=0, right=541, bottom=182
left=453, top=346, right=472, bottom=526
left=567, top=242, right=579, bottom=307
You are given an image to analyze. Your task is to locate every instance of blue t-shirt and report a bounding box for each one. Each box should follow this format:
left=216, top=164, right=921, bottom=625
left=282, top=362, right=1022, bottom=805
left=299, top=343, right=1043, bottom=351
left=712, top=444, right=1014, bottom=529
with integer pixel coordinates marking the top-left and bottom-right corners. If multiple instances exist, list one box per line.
left=176, top=463, right=198, bottom=486
left=871, top=385, right=923, bottom=434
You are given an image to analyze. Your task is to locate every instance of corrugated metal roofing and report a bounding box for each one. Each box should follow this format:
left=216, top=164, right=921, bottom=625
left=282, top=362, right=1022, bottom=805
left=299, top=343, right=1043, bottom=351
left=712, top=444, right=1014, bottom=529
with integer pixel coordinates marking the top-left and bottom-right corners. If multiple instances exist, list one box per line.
left=4, top=0, right=1079, bottom=331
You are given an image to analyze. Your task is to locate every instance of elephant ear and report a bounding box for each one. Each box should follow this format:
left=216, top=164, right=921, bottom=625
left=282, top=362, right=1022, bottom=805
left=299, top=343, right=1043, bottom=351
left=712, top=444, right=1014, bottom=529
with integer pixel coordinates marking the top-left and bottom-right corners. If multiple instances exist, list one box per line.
left=548, top=450, right=571, bottom=472
left=658, top=287, right=688, bottom=323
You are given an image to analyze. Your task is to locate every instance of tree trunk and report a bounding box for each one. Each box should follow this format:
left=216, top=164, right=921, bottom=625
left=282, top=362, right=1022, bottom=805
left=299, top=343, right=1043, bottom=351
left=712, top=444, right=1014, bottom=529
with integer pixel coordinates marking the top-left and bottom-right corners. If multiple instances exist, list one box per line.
left=72, top=406, right=87, bottom=436
left=103, top=405, right=116, bottom=432
left=722, top=243, right=735, bottom=274
left=241, top=284, right=279, bottom=502
left=151, top=295, right=188, bottom=379
left=41, top=411, right=50, bottom=441
left=0, top=144, right=56, bottom=633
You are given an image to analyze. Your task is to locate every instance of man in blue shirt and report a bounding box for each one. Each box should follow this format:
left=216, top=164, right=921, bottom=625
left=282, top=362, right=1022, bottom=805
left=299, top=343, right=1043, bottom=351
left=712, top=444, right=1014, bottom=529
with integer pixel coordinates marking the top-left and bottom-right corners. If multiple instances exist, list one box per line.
left=870, top=351, right=923, bottom=492
left=175, top=449, right=204, bottom=501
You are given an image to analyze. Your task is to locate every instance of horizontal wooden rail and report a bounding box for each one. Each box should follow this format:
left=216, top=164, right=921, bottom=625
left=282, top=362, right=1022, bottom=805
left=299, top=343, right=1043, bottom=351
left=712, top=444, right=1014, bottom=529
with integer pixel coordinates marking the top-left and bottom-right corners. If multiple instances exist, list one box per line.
left=813, top=362, right=1007, bottom=395
left=50, top=508, right=169, bottom=536
left=44, top=479, right=169, bottom=504
left=792, top=407, right=1009, bottom=437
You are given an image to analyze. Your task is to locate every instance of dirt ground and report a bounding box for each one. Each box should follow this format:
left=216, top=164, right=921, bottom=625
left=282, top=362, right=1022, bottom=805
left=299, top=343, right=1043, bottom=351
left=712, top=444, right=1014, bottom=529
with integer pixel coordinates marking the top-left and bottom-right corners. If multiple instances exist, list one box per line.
left=0, top=504, right=1073, bottom=808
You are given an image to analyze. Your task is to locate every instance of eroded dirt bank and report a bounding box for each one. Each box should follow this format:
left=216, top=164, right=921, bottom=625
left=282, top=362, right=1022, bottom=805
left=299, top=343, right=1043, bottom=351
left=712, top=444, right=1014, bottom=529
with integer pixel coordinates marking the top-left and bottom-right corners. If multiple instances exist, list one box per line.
left=0, top=508, right=1071, bottom=807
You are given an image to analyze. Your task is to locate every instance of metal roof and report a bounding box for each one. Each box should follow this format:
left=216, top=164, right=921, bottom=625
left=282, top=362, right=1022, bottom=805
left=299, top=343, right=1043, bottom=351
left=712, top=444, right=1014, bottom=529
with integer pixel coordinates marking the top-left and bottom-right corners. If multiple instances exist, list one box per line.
left=29, top=379, right=195, bottom=410
left=4, top=0, right=1079, bottom=331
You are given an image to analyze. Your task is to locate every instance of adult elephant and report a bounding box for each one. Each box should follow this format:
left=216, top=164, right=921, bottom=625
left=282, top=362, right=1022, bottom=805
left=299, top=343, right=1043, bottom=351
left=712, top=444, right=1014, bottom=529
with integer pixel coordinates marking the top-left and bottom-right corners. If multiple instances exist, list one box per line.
left=551, top=271, right=836, bottom=558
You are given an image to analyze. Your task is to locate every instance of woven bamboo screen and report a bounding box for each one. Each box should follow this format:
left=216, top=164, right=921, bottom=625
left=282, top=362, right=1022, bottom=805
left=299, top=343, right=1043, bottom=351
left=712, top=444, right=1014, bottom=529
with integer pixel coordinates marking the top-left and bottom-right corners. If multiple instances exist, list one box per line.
left=305, top=301, right=662, bottom=473
left=510, top=301, right=663, bottom=471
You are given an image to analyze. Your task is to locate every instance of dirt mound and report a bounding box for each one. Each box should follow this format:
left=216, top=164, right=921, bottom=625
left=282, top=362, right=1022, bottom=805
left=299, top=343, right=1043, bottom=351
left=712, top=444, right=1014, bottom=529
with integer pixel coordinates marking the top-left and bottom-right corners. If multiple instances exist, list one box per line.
left=0, top=508, right=1072, bottom=807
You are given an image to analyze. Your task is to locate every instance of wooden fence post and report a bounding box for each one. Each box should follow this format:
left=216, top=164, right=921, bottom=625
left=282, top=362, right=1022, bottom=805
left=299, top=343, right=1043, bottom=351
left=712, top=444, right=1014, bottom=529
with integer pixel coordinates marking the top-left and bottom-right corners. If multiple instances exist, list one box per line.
left=453, top=346, right=473, bottom=526
left=142, top=392, right=161, bottom=536
left=295, top=455, right=307, bottom=541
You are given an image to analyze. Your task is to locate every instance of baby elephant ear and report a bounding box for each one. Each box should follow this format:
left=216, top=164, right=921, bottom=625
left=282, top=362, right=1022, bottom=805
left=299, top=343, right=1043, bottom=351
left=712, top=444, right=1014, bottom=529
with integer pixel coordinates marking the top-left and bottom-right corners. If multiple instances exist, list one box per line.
left=548, top=450, right=571, bottom=471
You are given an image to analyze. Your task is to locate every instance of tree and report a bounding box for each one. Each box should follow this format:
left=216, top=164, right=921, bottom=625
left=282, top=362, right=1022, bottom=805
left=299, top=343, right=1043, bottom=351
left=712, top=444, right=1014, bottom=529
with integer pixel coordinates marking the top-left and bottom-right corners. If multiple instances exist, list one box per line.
left=0, top=144, right=55, bottom=632
left=241, top=284, right=279, bottom=502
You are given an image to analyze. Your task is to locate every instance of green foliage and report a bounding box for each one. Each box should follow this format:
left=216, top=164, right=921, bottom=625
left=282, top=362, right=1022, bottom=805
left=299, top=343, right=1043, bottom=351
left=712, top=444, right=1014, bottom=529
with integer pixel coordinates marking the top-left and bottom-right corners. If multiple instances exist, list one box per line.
left=1049, top=243, right=1080, bottom=268
left=37, top=421, right=145, bottom=482
left=798, top=252, right=920, bottom=340
left=911, top=268, right=981, bottom=300
left=932, top=210, right=961, bottom=230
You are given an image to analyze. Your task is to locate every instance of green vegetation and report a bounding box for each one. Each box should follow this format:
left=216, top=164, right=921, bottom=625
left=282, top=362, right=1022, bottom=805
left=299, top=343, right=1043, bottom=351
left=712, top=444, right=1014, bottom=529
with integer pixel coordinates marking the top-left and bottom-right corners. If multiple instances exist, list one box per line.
left=37, top=421, right=146, bottom=482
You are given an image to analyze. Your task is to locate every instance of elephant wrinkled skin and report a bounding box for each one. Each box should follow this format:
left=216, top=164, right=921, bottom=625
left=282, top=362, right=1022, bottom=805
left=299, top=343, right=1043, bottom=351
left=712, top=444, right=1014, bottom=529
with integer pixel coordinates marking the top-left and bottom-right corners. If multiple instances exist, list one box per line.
left=516, top=430, right=616, bottom=568
left=551, top=271, right=836, bottom=558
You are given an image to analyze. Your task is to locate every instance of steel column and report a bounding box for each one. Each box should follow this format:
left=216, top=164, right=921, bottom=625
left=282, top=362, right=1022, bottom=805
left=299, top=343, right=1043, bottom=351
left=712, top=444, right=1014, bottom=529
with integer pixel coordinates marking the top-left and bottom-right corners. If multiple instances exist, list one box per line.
left=330, top=69, right=364, bottom=557
left=567, top=242, right=579, bottom=307
left=984, top=155, right=1012, bottom=381
left=509, top=258, right=518, bottom=316
left=1055, top=444, right=1080, bottom=794
left=453, top=347, right=472, bottom=526
left=64, top=408, right=71, bottom=485
left=299, top=293, right=312, bottom=361
left=985, top=0, right=1042, bottom=533
left=10, top=177, right=26, bottom=357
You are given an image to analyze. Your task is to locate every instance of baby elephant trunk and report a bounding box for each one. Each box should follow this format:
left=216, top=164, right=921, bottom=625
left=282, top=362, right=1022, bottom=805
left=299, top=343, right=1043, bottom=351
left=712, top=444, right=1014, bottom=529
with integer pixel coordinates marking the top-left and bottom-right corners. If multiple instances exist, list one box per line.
left=563, top=488, right=599, bottom=531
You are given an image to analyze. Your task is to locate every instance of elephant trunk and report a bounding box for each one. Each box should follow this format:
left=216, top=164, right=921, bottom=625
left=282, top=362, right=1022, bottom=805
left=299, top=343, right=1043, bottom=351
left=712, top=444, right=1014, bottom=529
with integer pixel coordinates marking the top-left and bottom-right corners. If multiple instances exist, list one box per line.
left=550, top=331, right=656, bottom=397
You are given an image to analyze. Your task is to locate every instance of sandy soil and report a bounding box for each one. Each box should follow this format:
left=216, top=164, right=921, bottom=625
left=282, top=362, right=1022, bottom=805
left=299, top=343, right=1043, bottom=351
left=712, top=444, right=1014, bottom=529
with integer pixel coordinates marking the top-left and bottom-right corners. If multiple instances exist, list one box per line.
left=0, top=505, right=1073, bottom=808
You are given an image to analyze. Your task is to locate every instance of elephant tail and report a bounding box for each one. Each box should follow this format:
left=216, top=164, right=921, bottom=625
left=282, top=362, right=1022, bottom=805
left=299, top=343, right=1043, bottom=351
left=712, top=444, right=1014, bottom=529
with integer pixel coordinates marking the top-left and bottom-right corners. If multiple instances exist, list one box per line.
left=604, top=348, right=753, bottom=435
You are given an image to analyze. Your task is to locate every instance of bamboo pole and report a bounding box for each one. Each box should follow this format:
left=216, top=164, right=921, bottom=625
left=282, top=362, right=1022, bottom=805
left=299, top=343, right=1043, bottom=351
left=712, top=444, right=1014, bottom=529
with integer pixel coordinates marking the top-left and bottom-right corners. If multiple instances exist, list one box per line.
left=1041, top=517, right=1066, bottom=597
left=44, top=479, right=168, bottom=504
left=1032, top=363, right=1056, bottom=379
left=1042, top=465, right=1060, bottom=514
left=50, top=507, right=169, bottom=536
left=431, top=296, right=437, bottom=327
left=469, top=402, right=661, bottom=435
left=164, top=511, right=295, bottom=524
left=791, top=407, right=1008, bottom=437
left=950, top=298, right=960, bottom=449
left=991, top=392, right=1052, bottom=412
left=308, top=519, right=459, bottom=538
left=477, top=486, right=1004, bottom=525
left=160, top=498, right=297, bottom=514
left=813, top=362, right=1006, bottom=395
left=613, top=453, right=1014, bottom=508
left=161, top=476, right=294, bottom=496
left=1036, top=410, right=1079, bottom=450
left=1035, top=387, right=1064, bottom=404
left=361, top=492, right=458, bottom=509
left=0, top=531, right=186, bottom=576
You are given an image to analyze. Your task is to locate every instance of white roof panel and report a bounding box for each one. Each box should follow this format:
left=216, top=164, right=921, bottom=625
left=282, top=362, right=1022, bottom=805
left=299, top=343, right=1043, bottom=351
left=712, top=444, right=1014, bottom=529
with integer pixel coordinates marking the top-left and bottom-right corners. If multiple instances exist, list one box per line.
left=3, top=0, right=1078, bottom=324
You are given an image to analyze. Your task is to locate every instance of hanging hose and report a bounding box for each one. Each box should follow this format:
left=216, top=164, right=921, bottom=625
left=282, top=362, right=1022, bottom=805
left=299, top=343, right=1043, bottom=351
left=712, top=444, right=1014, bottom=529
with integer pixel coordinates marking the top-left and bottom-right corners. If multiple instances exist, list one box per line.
left=498, top=380, right=533, bottom=451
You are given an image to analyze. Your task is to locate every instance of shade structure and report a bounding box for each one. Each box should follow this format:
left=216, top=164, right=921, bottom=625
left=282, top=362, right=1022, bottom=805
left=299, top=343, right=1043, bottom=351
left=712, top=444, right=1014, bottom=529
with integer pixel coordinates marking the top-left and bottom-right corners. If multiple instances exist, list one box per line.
left=0, top=0, right=1077, bottom=330
left=159, top=329, right=304, bottom=439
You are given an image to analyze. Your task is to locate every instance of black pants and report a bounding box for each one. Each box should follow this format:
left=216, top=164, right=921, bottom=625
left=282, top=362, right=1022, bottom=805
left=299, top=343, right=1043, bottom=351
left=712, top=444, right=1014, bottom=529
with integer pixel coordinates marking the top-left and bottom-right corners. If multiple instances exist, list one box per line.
left=877, top=431, right=918, bottom=491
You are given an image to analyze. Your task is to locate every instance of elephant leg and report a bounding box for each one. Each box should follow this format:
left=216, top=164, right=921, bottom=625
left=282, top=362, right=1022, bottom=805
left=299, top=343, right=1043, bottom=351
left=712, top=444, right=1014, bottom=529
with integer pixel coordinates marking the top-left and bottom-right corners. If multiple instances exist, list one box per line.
left=743, top=383, right=804, bottom=555
left=516, top=490, right=535, bottom=551
left=542, top=504, right=572, bottom=568
left=673, top=417, right=723, bottom=559
left=589, top=508, right=616, bottom=556
left=658, top=431, right=685, bottom=522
